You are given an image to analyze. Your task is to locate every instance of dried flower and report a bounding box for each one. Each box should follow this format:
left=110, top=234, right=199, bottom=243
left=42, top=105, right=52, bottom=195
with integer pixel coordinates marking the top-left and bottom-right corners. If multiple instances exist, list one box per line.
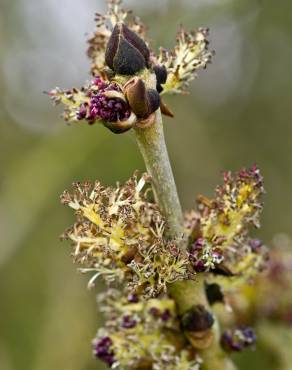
left=94, top=289, right=201, bottom=370
left=156, top=27, right=213, bottom=95
left=61, top=173, right=190, bottom=295
left=187, top=165, right=267, bottom=281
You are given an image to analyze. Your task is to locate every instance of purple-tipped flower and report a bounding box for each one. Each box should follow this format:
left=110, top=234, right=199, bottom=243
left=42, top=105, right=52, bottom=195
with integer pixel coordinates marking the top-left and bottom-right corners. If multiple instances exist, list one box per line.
left=121, top=315, right=137, bottom=329
left=249, top=238, right=263, bottom=253
left=189, top=239, right=208, bottom=272
left=189, top=238, right=224, bottom=273
left=149, top=307, right=172, bottom=322
left=161, top=309, right=172, bottom=322
left=127, top=293, right=139, bottom=303
left=221, top=327, right=256, bottom=353
left=78, top=78, right=131, bottom=124
left=93, top=336, right=116, bottom=366
left=149, top=307, right=161, bottom=318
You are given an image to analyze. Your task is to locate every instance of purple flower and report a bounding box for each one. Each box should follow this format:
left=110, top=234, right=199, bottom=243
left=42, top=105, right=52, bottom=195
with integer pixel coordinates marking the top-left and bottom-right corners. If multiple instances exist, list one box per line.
left=249, top=238, right=263, bottom=253
left=161, top=309, right=172, bottom=322
left=149, top=307, right=172, bottom=322
left=127, top=293, right=139, bottom=303
left=93, top=336, right=115, bottom=366
left=121, top=315, right=137, bottom=329
left=76, top=104, right=88, bottom=120
left=77, top=77, right=131, bottom=124
left=194, top=260, right=207, bottom=272
left=189, top=238, right=208, bottom=272
left=149, top=307, right=161, bottom=317
left=221, top=327, right=256, bottom=353
left=93, top=76, right=108, bottom=90
left=193, top=238, right=205, bottom=250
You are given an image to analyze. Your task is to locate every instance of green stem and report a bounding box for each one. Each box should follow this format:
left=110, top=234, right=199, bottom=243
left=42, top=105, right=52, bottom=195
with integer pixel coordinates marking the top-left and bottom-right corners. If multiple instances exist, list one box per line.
left=134, top=111, right=236, bottom=370
left=135, top=110, right=185, bottom=244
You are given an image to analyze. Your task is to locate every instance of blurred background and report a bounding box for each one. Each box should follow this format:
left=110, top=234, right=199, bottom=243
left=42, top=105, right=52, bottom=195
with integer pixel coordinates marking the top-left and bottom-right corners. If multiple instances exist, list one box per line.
left=0, top=0, right=291, bottom=369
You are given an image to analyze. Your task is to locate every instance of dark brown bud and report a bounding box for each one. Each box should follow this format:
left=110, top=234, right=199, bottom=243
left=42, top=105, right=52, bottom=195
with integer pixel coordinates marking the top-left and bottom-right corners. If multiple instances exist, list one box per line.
left=124, top=77, right=160, bottom=118
left=181, top=305, right=214, bottom=332
left=153, top=65, right=168, bottom=93
left=103, top=111, right=137, bottom=134
left=147, top=89, right=161, bottom=113
left=211, top=263, right=234, bottom=277
left=105, top=23, right=150, bottom=75
left=135, top=112, right=156, bottom=129
left=205, top=283, right=224, bottom=305
left=187, top=329, right=214, bottom=349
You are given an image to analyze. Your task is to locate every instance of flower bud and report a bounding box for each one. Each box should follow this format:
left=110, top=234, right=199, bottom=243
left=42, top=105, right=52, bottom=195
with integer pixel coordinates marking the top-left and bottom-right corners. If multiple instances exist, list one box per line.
left=206, top=283, right=224, bottom=305
left=153, top=64, right=168, bottom=93
left=103, top=111, right=137, bottom=134
left=147, top=89, right=161, bottom=114
left=181, top=305, right=214, bottom=333
left=93, top=337, right=115, bottom=366
left=182, top=305, right=215, bottom=349
left=105, top=23, right=150, bottom=75
left=187, top=329, right=214, bottom=349
left=124, top=77, right=160, bottom=119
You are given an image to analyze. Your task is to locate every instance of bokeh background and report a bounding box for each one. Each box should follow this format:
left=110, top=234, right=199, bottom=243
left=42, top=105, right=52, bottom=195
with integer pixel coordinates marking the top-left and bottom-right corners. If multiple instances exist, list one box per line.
left=1, top=0, right=291, bottom=369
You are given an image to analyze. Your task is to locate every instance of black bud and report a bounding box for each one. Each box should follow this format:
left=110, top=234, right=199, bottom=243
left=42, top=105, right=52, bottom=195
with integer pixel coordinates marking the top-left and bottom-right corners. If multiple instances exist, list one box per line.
left=103, top=117, right=134, bottom=134
left=211, top=264, right=234, bottom=277
left=147, top=89, right=161, bottom=114
left=181, top=305, right=214, bottom=332
left=153, top=65, right=168, bottom=93
left=105, top=23, right=150, bottom=75
left=205, top=283, right=224, bottom=305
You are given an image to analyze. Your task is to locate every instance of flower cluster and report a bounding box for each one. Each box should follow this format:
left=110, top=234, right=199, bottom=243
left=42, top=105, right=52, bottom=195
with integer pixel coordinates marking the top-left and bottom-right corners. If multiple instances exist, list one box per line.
left=92, top=289, right=201, bottom=370
left=60, top=166, right=267, bottom=367
left=156, top=27, right=213, bottom=95
left=186, top=165, right=268, bottom=282
left=48, top=0, right=212, bottom=134
left=61, top=173, right=190, bottom=296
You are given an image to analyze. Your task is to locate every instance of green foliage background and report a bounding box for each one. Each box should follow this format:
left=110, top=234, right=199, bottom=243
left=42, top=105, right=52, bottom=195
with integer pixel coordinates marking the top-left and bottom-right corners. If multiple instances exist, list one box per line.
left=0, top=0, right=291, bottom=369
